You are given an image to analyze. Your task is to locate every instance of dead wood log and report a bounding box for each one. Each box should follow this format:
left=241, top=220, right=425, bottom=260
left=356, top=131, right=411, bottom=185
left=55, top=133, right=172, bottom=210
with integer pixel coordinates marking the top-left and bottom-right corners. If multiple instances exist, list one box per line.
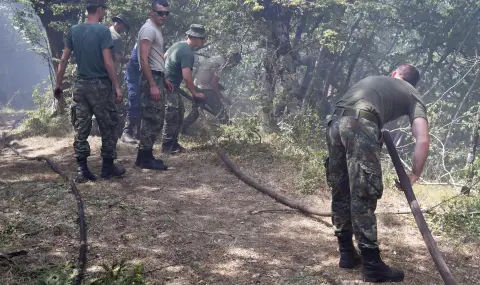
left=383, top=130, right=457, bottom=285
left=7, top=145, right=87, bottom=285
left=0, top=250, right=27, bottom=261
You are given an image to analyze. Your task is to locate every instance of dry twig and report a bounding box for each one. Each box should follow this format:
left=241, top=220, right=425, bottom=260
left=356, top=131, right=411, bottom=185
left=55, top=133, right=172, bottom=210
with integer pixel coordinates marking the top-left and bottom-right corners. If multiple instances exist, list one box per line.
left=7, top=144, right=87, bottom=285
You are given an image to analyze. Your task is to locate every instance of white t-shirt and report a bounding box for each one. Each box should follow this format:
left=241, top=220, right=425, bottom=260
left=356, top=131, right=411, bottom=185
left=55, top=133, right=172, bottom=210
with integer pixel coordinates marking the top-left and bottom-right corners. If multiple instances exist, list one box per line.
left=137, top=19, right=164, bottom=72
left=194, top=55, right=226, bottom=89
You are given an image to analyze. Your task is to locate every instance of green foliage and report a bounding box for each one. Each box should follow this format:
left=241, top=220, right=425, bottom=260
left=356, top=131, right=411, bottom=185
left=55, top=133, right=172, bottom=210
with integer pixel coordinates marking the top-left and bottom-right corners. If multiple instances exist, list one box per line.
left=430, top=196, right=480, bottom=241
left=217, top=114, right=263, bottom=154
left=88, top=260, right=145, bottom=285
left=14, top=78, right=72, bottom=138
left=274, top=109, right=328, bottom=194
left=36, top=264, right=76, bottom=285
left=35, top=260, right=145, bottom=285
left=293, top=148, right=328, bottom=195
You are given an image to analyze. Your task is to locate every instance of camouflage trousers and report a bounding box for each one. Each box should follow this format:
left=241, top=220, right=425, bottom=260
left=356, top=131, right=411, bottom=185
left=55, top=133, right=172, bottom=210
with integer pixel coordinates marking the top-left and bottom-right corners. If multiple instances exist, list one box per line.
left=71, top=77, right=118, bottom=160
left=325, top=116, right=383, bottom=249
left=162, top=87, right=185, bottom=148
left=182, top=88, right=229, bottom=132
left=138, top=73, right=166, bottom=150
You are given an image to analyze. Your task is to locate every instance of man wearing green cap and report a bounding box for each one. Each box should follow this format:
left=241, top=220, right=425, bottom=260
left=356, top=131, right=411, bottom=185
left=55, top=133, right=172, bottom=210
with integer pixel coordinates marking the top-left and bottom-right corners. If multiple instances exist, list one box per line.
left=54, top=0, right=126, bottom=182
left=110, top=14, right=131, bottom=64
left=162, top=24, right=207, bottom=154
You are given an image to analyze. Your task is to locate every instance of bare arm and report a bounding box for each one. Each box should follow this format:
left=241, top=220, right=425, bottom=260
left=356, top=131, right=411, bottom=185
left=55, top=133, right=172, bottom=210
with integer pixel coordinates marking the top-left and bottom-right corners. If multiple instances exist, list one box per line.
left=102, top=48, right=121, bottom=89
left=411, top=117, right=430, bottom=181
left=182, top=67, right=199, bottom=97
left=139, top=39, right=156, bottom=87
left=113, top=52, right=123, bottom=63
left=55, top=47, right=72, bottom=88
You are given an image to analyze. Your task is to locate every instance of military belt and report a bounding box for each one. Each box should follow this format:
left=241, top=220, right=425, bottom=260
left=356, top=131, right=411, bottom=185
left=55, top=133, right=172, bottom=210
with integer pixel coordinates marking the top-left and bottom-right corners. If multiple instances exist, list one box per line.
left=332, top=107, right=381, bottom=128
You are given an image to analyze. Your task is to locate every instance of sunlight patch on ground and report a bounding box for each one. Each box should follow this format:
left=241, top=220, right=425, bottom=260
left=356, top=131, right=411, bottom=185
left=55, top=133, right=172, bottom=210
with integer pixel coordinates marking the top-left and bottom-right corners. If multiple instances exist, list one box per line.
left=211, top=259, right=246, bottom=277
left=227, top=247, right=262, bottom=259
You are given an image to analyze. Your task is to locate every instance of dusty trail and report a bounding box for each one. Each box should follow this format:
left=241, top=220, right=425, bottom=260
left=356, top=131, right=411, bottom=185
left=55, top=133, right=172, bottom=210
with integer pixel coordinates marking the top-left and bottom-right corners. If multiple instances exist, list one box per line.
left=1, top=132, right=479, bottom=284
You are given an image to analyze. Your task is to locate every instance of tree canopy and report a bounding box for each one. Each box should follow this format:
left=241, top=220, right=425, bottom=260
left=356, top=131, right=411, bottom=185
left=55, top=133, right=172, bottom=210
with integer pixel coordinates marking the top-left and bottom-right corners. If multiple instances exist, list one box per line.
left=4, top=0, right=480, bottom=187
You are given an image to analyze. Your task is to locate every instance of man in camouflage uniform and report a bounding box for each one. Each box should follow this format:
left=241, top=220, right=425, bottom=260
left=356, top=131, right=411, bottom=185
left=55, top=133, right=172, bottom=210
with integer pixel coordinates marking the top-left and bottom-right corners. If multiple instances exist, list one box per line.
left=91, top=13, right=132, bottom=138
left=134, top=0, right=170, bottom=170
left=162, top=24, right=207, bottom=154
left=54, top=0, right=126, bottom=182
left=181, top=52, right=242, bottom=134
left=325, top=64, right=430, bottom=282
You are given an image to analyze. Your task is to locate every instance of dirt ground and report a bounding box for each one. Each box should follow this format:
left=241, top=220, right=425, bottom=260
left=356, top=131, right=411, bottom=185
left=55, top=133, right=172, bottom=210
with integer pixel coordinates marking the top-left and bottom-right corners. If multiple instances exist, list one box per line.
left=1, top=120, right=480, bottom=284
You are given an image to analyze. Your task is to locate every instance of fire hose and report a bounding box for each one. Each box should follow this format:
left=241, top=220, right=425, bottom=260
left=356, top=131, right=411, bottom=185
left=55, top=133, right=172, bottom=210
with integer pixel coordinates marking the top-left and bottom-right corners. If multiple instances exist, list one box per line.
left=382, top=130, right=457, bottom=285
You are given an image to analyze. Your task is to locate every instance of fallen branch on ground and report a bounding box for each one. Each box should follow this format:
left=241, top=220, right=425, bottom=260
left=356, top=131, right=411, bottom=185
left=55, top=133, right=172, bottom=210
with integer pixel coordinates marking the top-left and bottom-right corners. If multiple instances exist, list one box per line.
left=7, top=144, right=87, bottom=285
left=0, top=250, right=27, bottom=261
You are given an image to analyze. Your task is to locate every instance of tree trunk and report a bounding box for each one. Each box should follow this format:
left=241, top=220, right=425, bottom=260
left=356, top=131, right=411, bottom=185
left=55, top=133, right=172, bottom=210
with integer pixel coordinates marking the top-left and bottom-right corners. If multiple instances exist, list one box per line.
left=465, top=104, right=480, bottom=189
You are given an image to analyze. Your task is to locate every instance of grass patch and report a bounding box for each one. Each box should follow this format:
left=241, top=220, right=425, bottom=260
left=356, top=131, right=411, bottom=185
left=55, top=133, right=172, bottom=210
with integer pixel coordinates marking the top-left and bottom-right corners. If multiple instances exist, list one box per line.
left=13, top=109, right=72, bottom=138
left=429, top=195, right=480, bottom=241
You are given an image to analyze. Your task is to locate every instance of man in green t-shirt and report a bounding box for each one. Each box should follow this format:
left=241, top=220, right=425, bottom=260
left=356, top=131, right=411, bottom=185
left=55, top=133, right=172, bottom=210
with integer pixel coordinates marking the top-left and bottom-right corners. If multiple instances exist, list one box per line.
left=325, top=64, right=430, bottom=282
left=162, top=24, right=207, bottom=154
left=54, top=0, right=126, bottom=183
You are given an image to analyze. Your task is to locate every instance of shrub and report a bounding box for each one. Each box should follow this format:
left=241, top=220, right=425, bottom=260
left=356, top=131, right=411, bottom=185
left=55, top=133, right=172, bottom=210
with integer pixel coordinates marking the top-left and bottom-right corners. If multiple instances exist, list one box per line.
left=430, top=196, right=480, bottom=241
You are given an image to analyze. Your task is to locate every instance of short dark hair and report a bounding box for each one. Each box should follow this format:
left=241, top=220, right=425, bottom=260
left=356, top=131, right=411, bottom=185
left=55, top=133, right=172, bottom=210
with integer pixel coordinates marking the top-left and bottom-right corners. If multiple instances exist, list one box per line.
left=395, top=64, right=420, bottom=87
left=87, top=5, right=105, bottom=14
left=152, top=0, right=169, bottom=8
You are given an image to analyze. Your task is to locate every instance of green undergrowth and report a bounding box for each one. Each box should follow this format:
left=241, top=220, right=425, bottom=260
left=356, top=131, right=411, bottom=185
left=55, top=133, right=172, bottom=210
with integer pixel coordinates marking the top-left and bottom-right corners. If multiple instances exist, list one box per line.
left=212, top=110, right=329, bottom=195
left=429, top=195, right=480, bottom=242
left=12, top=78, right=74, bottom=138
left=4, top=260, right=145, bottom=285
left=14, top=109, right=72, bottom=138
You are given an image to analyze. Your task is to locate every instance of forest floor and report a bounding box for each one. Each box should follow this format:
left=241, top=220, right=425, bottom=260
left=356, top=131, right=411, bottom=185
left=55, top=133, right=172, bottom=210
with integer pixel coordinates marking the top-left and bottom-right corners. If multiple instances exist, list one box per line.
left=1, top=110, right=480, bottom=285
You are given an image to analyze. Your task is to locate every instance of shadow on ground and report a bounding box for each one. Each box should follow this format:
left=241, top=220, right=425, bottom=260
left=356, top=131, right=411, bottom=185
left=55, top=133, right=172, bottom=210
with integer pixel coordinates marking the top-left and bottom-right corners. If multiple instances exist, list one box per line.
left=0, top=136, right=479, bottom=285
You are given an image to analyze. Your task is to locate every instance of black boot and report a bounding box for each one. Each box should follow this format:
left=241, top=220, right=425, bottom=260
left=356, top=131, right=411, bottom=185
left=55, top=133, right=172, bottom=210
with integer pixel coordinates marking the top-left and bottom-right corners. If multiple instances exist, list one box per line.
left=100, top=158, right=126, bottom=179
left=75, top=159, right=97, bottom=183
left=162, top=139, right=186, bottom=155
left=337, top=235, right=362, bottom=269
left=135, top=148, right=165, bottom=166
left=136, top=149, right=168, bottom=170
left=360, top=248, right=405, bottom=283
left=121, top=117, right=137, bottom=144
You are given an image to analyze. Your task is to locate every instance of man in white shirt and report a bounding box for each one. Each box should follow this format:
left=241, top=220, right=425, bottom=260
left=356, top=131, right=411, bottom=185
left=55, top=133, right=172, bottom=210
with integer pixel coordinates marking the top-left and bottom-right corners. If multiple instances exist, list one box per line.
left=182, top=52, right=241, bottom=133
left=134, top=0, right=171, bottom=170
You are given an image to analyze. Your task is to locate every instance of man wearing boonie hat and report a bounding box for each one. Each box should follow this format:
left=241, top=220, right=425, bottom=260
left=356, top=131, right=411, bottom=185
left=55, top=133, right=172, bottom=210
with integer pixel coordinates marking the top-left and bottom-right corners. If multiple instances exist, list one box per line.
left=162, top=24, right=207, bottom=154
left=110, top=13, right=132, bottom=64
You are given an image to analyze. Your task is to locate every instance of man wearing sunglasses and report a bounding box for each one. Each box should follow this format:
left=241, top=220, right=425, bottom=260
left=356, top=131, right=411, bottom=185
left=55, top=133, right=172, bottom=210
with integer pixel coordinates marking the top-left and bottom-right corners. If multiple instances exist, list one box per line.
left=54, top=0, right=125, bottom=182
left=134, top=0, right=171, bottom=170
left=162, top=24, right=207, bottom=154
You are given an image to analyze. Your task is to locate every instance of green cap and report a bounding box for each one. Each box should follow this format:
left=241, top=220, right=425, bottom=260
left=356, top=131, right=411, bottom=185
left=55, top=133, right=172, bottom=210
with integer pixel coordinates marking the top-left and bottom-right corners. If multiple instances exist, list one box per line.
left=112, top=14, right=132, bottom=29
left=186, top=24, right=207, bottom=38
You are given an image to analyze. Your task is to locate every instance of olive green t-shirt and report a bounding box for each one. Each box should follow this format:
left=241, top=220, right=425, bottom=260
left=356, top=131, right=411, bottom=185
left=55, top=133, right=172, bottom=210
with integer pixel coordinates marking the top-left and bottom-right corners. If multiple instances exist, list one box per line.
left=66, top=23, right=113, bottom=79
left=164, top=41, right=195, bottom=87
left=335, top=76, right=428, bottom=125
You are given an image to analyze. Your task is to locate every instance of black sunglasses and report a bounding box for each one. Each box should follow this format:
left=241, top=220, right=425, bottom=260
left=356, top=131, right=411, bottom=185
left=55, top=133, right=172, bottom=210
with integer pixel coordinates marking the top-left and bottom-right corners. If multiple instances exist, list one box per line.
left=154, top=10, right=170, bottom=17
